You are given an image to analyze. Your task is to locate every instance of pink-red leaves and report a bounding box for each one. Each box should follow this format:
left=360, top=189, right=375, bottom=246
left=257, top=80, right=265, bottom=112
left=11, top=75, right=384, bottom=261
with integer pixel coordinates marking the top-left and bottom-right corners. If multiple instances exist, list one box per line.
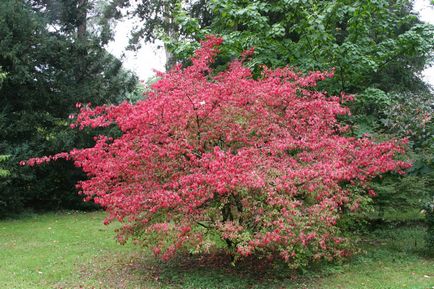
left=24, top=36, right=410, bottom=266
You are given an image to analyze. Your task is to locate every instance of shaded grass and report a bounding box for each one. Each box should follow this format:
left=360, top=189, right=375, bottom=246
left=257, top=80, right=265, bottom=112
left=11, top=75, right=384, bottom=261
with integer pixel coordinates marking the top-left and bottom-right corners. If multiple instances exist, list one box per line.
left=381, top=208, right=424, bottom=222
left=135, top=226, right=434, bottom=289
left=1, top=211, right=433, bottom=288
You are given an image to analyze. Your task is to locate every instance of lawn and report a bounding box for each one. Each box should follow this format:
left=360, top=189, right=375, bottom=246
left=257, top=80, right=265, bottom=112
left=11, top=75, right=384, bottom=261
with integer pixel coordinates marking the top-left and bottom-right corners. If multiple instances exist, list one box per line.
left=0, top=211, right=433, bottom=288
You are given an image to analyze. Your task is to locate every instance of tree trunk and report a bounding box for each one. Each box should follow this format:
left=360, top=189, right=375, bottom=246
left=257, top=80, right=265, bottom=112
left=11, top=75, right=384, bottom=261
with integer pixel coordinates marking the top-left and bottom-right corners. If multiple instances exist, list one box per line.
left=163, top=0, right=176, bottom=69
left=76, top=0, right=88, bottom=82
left=77, top=0, right=87, bottom=41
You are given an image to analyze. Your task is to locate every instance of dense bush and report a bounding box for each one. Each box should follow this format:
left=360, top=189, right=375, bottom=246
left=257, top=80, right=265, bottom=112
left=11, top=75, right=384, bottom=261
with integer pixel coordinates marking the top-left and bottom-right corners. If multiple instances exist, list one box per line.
left=27, top=37, right=411, bottom=267
left=348, top=88, right=433, bottom=218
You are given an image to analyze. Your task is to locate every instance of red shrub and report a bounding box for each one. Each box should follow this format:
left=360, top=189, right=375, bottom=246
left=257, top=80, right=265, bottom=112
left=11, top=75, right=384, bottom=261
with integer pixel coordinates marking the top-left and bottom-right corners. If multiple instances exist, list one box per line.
left=25, top=36, right=410, bottom=266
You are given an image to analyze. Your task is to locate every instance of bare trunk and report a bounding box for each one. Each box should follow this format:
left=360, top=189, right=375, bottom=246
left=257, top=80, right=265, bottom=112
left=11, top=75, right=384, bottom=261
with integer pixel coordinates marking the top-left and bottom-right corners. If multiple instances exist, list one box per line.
left=77, top=0, right=87, bottom=41
left=221, top=194, right=244, bottom=250
left=164, top=44, right=176, bottom=69
left=76, top=0, right=88, bottom=82
left=163, top=0, right=176, bottom=69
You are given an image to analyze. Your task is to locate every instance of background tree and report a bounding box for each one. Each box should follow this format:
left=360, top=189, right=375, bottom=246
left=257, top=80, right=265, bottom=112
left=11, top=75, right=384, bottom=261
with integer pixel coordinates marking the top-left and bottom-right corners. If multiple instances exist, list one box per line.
left=187, top=1, right=433, bottom=91
left=107, top=1, right=433, bottom=90
left=0, top=0, right=137, bottom=216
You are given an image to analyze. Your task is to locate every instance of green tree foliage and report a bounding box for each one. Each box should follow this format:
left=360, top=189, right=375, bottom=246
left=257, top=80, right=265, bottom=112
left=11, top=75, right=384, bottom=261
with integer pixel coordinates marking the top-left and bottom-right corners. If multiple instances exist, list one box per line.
left=0, top=0, right=137, bottom=216
left=181, top=0, right=433, bottom=93
left=104, top=1, right=433, bottom=92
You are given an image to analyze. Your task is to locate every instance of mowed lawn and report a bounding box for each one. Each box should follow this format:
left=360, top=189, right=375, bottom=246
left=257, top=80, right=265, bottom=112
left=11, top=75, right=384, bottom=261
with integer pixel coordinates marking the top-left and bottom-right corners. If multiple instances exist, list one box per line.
left=1, top=211, right=433, bottom=289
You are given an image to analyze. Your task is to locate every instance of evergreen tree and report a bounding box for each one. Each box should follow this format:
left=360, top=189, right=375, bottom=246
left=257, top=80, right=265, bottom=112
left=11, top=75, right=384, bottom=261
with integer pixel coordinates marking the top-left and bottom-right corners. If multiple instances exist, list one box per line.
left=0, top=0, right=137, bottom=216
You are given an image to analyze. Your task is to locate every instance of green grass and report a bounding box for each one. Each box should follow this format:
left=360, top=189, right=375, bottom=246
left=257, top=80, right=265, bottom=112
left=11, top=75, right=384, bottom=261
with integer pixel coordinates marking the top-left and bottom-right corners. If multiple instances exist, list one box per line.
left=382, top=209, right=425, bottom=222
left=0, top=211, right=138, bottom=288
left=1, top=211, right=433, bottom=288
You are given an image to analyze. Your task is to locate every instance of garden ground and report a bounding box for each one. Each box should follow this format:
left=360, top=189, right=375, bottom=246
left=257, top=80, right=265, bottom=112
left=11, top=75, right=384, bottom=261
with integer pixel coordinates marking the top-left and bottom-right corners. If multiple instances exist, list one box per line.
left=0, top=211, right=433, bottom=288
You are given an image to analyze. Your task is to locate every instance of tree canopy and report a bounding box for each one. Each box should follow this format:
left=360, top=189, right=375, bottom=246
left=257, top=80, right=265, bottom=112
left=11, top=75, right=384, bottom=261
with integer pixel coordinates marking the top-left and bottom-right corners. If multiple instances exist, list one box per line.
left=106, top=0, right=433, bottom=94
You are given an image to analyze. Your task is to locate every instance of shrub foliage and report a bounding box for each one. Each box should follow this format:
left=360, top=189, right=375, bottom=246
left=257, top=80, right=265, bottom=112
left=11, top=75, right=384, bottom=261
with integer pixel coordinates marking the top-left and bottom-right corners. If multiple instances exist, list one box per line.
left=26, top=37, right=411, bottom=266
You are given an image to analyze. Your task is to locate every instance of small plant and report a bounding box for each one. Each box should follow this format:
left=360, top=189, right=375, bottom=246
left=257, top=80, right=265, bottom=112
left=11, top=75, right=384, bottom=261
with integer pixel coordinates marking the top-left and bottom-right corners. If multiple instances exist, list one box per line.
left=24, top=36, right=410, bottom=268
left=0, top=155, right=10, bottom=178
